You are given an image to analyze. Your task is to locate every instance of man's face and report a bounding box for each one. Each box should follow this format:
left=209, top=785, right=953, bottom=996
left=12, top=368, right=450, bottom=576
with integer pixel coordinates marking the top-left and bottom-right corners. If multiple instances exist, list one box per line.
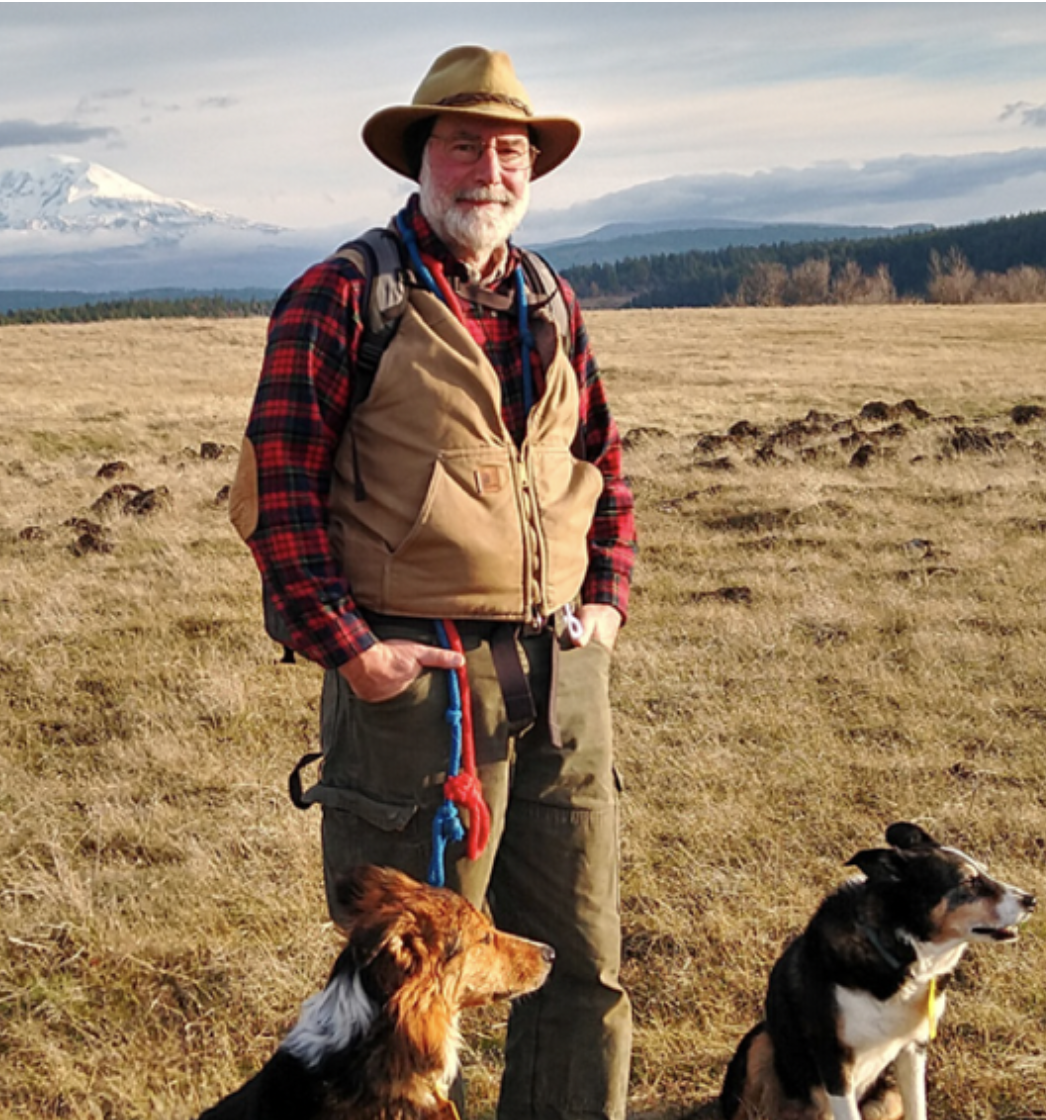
left=419, top=115, right=532, bottom=264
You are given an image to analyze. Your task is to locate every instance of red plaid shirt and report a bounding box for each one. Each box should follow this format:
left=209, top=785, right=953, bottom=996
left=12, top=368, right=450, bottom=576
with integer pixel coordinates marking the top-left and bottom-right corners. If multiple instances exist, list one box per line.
left=243, top=196, right=636, bottom=668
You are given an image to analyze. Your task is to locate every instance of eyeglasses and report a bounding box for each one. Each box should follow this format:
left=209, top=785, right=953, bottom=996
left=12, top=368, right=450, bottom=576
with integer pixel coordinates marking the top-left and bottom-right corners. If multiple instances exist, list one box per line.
left=428, top=133, right=539, bottom=171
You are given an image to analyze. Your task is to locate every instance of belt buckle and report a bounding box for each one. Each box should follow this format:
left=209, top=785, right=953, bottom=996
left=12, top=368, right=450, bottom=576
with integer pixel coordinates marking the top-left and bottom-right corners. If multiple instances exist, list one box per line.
left=523, top=613, right=547, bottom=637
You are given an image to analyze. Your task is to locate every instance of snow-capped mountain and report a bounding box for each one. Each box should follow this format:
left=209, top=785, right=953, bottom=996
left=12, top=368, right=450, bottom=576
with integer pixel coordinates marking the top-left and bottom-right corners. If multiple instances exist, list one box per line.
left=0, top=154, right=341, bottom=292
left=0, top=154, right=282, bottom=237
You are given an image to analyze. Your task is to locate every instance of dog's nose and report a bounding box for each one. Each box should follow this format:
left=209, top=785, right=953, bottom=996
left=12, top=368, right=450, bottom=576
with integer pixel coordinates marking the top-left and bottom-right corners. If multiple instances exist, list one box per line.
left=1024, top=892, right=1038, bottom=912
left=541, top=944, right=556, bottom=964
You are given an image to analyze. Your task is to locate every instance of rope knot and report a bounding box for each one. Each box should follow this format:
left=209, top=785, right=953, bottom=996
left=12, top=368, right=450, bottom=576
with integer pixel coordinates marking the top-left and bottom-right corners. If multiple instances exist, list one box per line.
left=444, top=771, right=492, bottom=859
left=444, top=707, right=463, bottom=733
left=428, top=619, right=490, bottom=886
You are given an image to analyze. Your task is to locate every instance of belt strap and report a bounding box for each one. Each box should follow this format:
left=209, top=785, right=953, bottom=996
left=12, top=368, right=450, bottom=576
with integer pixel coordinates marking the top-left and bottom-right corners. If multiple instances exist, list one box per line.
left=489, top=623, right=537, bottom=726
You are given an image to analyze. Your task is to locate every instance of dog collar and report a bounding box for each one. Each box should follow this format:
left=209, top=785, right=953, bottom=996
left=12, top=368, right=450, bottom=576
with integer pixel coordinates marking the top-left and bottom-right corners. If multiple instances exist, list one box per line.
left=860, top=924, right=939, bottom=1040
left=858, top=922, right=904, bottom=970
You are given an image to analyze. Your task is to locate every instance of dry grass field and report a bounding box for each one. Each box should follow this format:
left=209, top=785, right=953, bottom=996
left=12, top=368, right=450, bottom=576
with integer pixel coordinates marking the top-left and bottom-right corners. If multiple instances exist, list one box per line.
left=1, top=306, right=1045, bottom=1120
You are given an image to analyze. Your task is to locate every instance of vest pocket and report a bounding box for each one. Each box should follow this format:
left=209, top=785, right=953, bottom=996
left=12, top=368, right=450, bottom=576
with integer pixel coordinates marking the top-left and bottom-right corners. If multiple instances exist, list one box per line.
left=384, top=449, right=528, bottom=615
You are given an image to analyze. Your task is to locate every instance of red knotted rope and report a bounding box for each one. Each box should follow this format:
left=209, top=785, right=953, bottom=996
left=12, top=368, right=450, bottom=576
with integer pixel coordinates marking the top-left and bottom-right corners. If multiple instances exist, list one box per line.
left=440, top=620, right=491, bottom=860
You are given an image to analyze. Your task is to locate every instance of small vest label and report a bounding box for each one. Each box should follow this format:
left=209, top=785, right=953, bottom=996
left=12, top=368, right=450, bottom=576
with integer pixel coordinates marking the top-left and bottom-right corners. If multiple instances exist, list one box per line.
left=474, top=465, right=506, bottom=494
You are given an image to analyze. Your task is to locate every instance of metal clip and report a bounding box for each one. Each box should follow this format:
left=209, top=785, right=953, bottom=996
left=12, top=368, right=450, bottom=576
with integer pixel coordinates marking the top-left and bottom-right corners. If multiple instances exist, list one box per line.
left=560, top=603, right=584, bottom=645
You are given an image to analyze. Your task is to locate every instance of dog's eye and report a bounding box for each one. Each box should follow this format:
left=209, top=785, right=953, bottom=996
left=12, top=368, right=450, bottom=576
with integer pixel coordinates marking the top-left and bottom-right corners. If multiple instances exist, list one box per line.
left=956, top=875, right=989, bottom=901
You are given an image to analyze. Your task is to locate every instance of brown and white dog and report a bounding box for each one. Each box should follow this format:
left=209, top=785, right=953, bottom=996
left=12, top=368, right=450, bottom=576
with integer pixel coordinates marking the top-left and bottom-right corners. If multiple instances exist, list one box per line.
left=197, top=865, right=554, bottom=1120
left=720, top=822, right=1036, bottom=1120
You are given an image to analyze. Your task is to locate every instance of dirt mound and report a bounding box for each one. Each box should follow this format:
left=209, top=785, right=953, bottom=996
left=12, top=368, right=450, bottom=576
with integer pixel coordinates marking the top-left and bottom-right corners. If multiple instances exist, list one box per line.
left=678, top=399, right=1045, bottom=471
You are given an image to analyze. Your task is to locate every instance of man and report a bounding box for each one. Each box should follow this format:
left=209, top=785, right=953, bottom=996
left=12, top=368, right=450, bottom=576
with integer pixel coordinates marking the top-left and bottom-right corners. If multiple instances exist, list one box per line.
left=230, top=46, right=636, bottom=1120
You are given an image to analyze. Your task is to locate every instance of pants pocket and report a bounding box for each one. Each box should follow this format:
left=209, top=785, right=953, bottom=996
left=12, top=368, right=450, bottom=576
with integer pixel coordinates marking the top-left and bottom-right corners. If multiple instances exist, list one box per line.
left=513, top=633, right=617, bottom=811
left=319, top=660, right=452, bottom=805
left=317, top=654, right=464, bottom=918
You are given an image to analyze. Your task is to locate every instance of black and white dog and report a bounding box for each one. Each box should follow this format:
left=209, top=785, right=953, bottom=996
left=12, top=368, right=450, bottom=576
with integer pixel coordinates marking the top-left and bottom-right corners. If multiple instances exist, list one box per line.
left=720, top=822, right=1036, bottom=1120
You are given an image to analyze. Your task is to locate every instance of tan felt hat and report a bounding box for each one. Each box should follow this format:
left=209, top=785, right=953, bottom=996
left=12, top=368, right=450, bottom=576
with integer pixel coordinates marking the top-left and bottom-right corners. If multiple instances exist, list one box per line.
left=362, top=45, right=582, bottom=181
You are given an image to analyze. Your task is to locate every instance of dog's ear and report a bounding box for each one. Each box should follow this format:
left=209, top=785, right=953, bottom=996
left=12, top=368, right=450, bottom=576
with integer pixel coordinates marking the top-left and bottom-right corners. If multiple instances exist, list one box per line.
left=332, top=865, right=422, bottom=927
left=365, top=921, right=427, bottom=991
left=885, top=822, right=938, bottom=851
left=332, top=865, right=372, bottom=922
left=846, top=847, right=906, bottom=883
left=330, top=866, right=434, bottom=997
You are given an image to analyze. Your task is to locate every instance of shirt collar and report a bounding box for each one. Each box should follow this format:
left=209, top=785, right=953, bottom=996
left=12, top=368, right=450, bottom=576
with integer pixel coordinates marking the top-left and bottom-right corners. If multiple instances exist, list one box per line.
left=401, top=194, right=519, bottom=288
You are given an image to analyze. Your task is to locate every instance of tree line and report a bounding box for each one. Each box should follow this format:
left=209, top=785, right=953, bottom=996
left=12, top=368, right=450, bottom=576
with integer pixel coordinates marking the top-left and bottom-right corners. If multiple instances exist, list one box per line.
left=0, top=293, right=275, bottom=326
left=563, top=210, right=1046, bottom=308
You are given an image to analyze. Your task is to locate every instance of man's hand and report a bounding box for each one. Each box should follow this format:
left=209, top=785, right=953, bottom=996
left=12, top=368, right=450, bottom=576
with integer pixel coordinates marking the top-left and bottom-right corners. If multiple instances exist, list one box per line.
left=340, top=639, right=465, bottom=703
left=573, top=604, right=623, bottom=651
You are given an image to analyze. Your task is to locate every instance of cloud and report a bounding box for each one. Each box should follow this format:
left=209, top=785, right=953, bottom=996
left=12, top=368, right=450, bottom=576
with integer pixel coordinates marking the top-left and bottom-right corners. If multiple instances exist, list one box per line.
left=0, top=119, right=120, bottom=150
left=526, top=147, right=1046, bottom=239
left=1001, top=101, right=1046, bottom=129
left=198, top=96, right=239, bottom=111
left=76, top=89, right=135, bottom=115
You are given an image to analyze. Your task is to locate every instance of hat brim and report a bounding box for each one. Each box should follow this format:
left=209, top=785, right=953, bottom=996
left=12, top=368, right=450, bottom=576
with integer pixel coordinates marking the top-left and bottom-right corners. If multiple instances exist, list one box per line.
left=362, top=104, right=581, bottom=181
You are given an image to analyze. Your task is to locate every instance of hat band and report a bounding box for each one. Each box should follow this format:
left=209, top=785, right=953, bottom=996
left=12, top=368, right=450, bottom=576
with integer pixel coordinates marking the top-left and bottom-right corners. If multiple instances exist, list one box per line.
left=434, top=92, right=533, bottom=117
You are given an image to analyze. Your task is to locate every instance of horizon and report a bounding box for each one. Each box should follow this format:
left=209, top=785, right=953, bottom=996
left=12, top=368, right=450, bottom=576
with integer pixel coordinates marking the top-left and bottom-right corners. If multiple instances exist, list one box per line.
left=1, top=202, right=1040, bottom=311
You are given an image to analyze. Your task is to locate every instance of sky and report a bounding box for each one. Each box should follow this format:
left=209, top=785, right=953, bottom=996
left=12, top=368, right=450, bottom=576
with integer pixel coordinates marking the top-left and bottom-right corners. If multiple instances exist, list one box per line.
left=3, top=2, right=1046, bottom=243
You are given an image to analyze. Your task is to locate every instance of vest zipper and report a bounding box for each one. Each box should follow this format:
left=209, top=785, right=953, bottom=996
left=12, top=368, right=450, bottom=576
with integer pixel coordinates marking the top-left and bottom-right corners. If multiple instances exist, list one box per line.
left=516, top=455, right=545, bottom=625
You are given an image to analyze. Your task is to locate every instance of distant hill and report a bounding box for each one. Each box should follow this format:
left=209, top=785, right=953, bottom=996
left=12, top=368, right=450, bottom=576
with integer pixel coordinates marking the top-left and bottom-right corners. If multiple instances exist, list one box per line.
left=536, top=221, right=933, bottom=269
left=561, top=210, right=1046, bottom=307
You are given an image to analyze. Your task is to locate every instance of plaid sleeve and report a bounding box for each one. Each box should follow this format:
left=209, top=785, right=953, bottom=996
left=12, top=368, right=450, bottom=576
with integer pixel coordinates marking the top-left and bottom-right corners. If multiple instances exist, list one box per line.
left=243, top=260, right=378, bottom=667
left=561, top=278, right=638, bottom=620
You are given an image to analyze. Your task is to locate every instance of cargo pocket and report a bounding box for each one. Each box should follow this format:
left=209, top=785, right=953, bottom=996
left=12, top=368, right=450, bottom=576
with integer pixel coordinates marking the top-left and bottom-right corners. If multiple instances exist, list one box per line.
left=320, top=788, right=443, bottom=920
left=318, top=656, right=450, bottom=799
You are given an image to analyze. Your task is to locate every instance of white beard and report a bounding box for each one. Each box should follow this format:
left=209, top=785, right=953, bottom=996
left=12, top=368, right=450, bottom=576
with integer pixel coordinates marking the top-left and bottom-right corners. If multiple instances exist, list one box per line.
left=419, top=164, right=530, bottom=263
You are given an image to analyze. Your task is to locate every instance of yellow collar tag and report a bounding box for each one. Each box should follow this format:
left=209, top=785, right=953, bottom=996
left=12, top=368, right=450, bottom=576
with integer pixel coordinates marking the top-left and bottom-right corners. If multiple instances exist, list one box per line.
left=435, top=1090, right=462, bottom=1120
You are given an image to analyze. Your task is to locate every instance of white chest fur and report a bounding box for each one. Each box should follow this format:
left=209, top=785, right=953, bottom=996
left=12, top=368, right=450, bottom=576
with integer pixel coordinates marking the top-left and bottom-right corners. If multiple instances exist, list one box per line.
left=835, top=982, right=938, bottom=1093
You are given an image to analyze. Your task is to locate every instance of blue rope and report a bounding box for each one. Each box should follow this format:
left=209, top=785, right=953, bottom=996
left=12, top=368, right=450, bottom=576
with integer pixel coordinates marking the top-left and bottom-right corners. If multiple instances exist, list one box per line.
left=397, top=209, right=536, bottom=420
left=514, top=266, right=536, bottom=417
left=395, top=210, right=447, bottom=306
left=428, top=620, right=465, bottom=887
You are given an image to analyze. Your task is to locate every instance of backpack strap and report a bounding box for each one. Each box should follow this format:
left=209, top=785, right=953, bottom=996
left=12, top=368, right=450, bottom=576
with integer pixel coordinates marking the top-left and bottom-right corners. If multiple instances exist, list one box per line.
left=517, top=247, right=572, bottom=358
left=327, top=228, right=410, bottom=499
left=516, top=247, right=584, bottom=456
left=334, top=227, right=411, bottom=374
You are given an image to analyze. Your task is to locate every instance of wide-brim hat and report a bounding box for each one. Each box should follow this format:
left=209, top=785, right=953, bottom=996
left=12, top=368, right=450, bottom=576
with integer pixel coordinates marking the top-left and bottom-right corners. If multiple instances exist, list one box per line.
left=362, top=45, right=582, bottom=181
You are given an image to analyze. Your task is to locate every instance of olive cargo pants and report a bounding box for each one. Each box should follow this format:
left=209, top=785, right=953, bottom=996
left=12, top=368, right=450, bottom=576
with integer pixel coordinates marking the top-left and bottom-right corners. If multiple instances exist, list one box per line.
left=314, top=616, right=631, bottom=1120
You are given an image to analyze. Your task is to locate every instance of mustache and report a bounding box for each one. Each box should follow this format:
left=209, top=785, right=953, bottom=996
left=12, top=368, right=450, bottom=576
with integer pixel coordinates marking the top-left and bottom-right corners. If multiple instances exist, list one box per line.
left=454, top=187, right=516, bottom=206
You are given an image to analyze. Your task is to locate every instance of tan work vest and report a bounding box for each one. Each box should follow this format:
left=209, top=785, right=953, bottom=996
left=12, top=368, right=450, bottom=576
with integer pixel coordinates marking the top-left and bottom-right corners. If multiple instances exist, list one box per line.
left=327, top=287, right=603, bottom=621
